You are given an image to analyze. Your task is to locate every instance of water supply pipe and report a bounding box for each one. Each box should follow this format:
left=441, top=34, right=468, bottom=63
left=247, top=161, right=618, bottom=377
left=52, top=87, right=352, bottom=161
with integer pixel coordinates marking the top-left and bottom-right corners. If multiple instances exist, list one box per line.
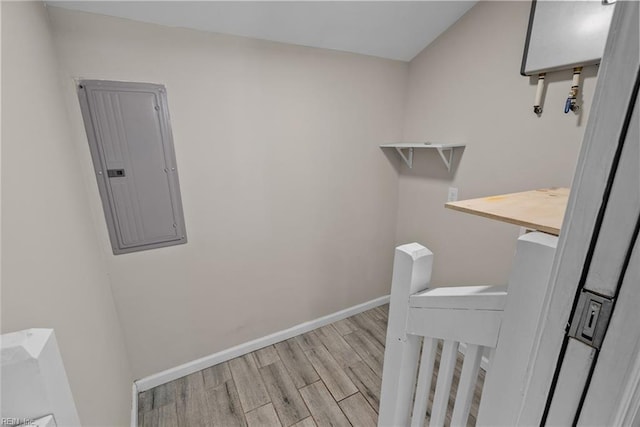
left=534, top=73, right=546, bottom=115
left=564, top=67, right=582, bottom=113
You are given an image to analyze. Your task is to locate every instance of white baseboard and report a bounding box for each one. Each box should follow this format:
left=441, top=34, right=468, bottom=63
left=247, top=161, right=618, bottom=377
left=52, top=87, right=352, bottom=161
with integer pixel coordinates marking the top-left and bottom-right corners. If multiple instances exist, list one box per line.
left=130, top=382, right=138, bottom=427
left=135, top=295, right=390, bottom=392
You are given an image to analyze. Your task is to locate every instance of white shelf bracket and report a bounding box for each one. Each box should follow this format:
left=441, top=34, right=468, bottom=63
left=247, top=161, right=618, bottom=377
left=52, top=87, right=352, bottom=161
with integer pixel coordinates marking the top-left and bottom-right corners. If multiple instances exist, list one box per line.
left=436, top=147, right=453, bottom=172
left=395, top=147, right=414, bottom=168
left=381, top=143, right=464, bottom=172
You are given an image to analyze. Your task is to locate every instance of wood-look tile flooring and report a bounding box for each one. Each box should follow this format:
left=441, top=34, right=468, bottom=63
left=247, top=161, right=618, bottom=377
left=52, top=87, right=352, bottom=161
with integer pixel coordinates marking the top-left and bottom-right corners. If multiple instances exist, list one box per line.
left=138, top=305, right=485, bottom=427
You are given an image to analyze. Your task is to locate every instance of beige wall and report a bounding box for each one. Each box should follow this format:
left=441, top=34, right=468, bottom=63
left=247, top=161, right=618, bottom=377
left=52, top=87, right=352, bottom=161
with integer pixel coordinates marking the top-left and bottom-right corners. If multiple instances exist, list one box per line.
left=47, top=6, right=407, bottom=379
left=1, top=2, right=133, bottom=425
left=398, top=1, right=597, bottom=286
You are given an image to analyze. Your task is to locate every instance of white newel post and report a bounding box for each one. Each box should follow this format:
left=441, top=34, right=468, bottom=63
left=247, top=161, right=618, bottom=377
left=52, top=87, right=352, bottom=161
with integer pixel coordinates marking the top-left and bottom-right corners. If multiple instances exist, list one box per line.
left=379, top=243, right=434, bottom=427
left=1, top=329, right=81, bottom=426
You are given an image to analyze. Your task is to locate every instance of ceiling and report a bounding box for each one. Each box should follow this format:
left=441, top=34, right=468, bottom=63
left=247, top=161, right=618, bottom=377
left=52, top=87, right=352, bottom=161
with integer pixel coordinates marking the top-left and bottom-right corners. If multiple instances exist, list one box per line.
left=47, top=1, right=476, bottom=61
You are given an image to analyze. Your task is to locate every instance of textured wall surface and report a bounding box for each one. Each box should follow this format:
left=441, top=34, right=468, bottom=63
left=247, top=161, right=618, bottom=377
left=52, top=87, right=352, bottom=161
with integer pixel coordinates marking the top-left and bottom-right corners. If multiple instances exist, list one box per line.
left=48, top=6, right=408, bottom=378
left=398, top=1, right=596, bottom=287
left=1, top=2, right=133, bottom=425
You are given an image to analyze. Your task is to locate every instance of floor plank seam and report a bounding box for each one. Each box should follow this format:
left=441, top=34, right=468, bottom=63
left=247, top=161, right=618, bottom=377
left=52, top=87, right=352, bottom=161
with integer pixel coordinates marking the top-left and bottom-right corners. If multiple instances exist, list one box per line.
left=137, top=304, right=483, bottom=426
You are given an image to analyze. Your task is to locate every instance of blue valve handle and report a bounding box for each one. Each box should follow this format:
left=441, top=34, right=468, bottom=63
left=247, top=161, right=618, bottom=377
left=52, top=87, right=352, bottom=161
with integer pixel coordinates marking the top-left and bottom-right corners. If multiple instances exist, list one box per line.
left=565, top=97, right=573, bottom=113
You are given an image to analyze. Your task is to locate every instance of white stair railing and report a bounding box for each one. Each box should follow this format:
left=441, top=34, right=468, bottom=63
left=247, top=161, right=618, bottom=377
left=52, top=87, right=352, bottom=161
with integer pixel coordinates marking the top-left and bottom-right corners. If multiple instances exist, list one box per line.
left=379, top=232, right=558, bottom=427
left=378, top=244, right=506, bottom=427
left=407, top=284, right=506, bottom=427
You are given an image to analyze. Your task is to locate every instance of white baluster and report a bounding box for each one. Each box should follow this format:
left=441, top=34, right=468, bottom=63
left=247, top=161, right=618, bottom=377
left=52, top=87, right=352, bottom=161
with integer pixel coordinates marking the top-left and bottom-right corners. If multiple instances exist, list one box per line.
left=451, top=344, right=483, bottom=426
left=430, top=340, right=459, bottom=427
left=411, top=337, right=438, bottom=427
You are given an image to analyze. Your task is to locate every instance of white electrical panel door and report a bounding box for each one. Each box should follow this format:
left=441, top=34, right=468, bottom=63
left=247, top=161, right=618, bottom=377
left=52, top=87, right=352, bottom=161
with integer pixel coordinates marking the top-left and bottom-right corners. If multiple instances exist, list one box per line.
left=78, top=80, right=187, bottom=254
left=521, top=0, right=615, bottom=76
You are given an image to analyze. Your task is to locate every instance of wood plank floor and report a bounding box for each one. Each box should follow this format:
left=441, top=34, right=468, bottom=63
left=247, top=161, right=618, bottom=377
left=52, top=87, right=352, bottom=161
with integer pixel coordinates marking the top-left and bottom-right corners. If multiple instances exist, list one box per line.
left=138, top=305, right=485, bottom=427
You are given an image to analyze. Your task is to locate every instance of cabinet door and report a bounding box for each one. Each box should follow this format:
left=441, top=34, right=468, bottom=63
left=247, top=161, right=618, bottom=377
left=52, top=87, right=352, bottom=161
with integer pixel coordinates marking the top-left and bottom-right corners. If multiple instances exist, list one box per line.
left=78, top=80, right=187, bottom=254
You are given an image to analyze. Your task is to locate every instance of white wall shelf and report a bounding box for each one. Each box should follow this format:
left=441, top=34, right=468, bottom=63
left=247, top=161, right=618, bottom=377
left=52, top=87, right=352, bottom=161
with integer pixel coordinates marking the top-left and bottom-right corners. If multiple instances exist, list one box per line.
left=380, top=142, right=465, bottom=171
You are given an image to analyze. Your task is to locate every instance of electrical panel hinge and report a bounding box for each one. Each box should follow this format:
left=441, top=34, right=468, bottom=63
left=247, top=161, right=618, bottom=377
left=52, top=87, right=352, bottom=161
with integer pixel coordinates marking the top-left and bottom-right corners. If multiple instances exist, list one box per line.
left=568, top=290, right=614, bottom=350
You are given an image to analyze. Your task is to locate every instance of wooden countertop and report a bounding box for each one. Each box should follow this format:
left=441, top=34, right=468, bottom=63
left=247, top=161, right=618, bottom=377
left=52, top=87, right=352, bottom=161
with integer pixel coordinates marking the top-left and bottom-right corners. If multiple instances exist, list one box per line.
left=445, top=188, right=569, bottom=236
